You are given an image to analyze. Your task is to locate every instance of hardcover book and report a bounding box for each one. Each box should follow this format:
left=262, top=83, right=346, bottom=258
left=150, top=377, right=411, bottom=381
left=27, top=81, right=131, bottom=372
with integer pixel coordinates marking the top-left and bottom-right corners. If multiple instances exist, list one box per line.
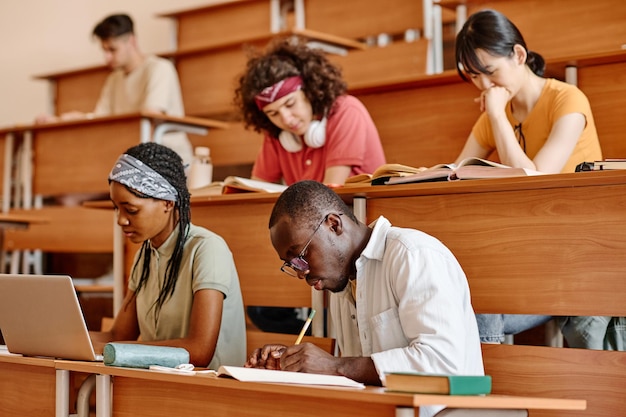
left=384, top=372, right=492, bottom=395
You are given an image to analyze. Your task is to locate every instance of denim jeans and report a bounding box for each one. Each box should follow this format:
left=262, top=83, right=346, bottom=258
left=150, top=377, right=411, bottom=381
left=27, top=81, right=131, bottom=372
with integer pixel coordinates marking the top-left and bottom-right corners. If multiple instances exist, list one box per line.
left=476, top=314, right=552, bottom=343
left=557, top=316, right=626, bottom=350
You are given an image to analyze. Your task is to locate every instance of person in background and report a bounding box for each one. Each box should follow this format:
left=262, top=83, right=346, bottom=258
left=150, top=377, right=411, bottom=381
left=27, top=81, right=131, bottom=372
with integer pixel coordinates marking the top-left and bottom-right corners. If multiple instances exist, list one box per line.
left=36, top=13, right=192, bottom=165
left=246, top=180, right=484, bottom=417
left=90, top=142, right=246, bottom=367
left=235, top=38, right=387, bottom=334
left=235, top=38, right=386, bottom=186
left=454, top=9, right=623, bottom=350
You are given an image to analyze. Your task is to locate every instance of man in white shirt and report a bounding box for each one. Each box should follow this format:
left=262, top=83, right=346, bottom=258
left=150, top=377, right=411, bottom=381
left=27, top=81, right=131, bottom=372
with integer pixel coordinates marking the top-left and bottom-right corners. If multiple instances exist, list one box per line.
left=246, top=180, right=484, bottom=417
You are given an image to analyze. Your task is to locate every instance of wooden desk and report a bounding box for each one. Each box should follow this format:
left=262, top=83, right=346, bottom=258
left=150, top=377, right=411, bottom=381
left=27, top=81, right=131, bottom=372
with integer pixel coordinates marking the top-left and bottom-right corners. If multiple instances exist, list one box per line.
left=0, top=353, right=57, bottom=417
left=54, top=360, right=585, bottom=417
left=0, top=212, right=48, bottom=273
left=0, top=112, right=228, bottom=202
left=338, top=170, right=626, bottom=316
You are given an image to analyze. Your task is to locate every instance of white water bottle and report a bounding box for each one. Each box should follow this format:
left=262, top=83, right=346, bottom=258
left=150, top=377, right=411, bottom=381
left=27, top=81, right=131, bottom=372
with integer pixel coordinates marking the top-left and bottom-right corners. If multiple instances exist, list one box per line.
left=188, top=146, right=213, bottom=189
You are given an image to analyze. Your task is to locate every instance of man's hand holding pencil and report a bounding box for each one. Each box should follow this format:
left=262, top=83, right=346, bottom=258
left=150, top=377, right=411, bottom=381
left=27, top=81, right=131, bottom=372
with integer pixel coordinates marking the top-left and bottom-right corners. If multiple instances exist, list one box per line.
left=245, top=310, right=329, bottom=372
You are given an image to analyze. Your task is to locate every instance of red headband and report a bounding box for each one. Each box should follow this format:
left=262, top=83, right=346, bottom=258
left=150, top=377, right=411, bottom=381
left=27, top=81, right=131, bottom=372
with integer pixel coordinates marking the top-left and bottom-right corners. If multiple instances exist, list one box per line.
left=254, top=76, right=303, bottom=110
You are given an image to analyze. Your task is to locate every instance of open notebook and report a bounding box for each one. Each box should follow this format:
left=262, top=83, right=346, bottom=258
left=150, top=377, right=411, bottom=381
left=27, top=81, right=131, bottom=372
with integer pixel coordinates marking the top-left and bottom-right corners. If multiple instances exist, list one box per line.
left=0, top=274, right=103, bottom=361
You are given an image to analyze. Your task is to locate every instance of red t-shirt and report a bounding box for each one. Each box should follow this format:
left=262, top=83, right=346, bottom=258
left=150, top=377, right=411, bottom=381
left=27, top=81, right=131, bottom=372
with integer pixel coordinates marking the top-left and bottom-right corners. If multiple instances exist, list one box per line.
left=252, top=95, right=386, bottom=185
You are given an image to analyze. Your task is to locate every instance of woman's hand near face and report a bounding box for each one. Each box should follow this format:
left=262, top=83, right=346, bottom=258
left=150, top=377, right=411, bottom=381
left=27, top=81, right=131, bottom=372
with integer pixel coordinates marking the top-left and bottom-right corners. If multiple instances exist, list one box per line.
left=476, top=86, right=511, bottom=117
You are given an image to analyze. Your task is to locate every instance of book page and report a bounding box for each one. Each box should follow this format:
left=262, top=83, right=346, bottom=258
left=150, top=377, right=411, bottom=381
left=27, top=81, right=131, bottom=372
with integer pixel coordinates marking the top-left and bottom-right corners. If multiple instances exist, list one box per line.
left=384, top=167, right=454, bottom=185
left=189, top=181, right=224, bottom=196
left=452, top=165, right=544, bottom=180
left=372, top=163, right=429, bottom=179
left=217, top=365, right=365, bottom=389
left=223, top=177, right=287, bottom=193
left=456, top=157, right=510, bottom=169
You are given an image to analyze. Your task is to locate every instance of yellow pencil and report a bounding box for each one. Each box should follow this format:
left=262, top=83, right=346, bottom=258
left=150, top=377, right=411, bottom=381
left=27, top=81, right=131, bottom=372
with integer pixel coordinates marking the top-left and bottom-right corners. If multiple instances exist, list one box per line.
left=294, top=309, right=316, bottom=345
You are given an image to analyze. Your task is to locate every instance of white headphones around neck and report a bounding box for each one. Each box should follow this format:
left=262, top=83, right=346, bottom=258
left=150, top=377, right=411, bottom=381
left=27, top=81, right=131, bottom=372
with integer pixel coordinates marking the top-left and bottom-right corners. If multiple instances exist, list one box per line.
left=278, top=117, right=327, bottom=153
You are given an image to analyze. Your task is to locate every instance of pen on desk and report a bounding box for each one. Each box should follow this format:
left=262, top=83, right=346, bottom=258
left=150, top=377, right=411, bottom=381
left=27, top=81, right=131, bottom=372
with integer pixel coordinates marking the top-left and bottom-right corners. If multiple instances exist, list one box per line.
left=294, top=309, right=316, bottom=345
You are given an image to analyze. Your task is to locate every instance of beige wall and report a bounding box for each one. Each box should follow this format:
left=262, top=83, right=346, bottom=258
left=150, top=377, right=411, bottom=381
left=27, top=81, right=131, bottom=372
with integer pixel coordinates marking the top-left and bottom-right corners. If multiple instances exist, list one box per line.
left=0, top=0, right=229, bottom=126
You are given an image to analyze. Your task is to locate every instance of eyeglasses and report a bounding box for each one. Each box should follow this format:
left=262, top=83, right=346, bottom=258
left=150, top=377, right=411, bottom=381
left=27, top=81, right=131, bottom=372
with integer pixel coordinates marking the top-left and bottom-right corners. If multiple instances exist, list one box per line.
left=514, top=123, right=526, bottom=152
left=280, top=214, right=329, bottom=277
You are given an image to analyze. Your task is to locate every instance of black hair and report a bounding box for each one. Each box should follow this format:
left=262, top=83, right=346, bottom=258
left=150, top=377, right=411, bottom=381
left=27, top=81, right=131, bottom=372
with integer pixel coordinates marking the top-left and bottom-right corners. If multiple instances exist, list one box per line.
left=455, top=9, right=545, bottom=82
left=269, top=180, right=357, bottom=231
left=235, top=38, right=347, bottom=139
left=93, top=14, right=134, bottom=40
left=120, top=142, right=191, bottom=321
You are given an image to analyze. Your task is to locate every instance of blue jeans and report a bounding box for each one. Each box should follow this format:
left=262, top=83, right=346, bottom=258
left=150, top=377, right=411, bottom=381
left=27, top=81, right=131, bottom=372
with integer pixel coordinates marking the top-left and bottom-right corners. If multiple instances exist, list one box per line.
left=476, top=314, right=552, bottom=343
left=557, top=316, right=626, bottom=350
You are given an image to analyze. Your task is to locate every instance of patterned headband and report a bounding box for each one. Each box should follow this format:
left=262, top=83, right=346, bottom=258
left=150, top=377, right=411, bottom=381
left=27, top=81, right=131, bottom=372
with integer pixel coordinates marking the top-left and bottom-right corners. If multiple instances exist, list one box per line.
left=254, top=75, right=303, bottom=110
left=108, top=153, right=178, bottom=202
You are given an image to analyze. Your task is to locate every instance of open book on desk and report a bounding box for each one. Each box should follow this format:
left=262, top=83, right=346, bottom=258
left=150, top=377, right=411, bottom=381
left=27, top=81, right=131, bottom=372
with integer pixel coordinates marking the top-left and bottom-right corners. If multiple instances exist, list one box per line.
left=345, top=163, right=430, bottom=186
left=386, top=157, right=543, bottom=185
left=190, top=177, right=288, bottom=196
left=206, top=365, right=365, bottom=389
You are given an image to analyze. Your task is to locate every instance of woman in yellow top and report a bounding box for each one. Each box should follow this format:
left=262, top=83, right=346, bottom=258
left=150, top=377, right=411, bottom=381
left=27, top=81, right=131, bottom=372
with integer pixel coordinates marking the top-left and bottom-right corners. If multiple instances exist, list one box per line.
left=454, top=9, right=625, bottom=350
left=454, top=9, right=602, bottom=173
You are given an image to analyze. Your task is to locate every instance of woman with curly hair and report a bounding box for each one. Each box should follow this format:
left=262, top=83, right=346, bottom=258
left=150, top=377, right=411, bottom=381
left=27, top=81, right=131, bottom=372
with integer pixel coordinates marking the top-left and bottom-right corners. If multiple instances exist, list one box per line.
left=90, top=142, right=246, bottom=367
left=235, top=38, right=386, bottom=186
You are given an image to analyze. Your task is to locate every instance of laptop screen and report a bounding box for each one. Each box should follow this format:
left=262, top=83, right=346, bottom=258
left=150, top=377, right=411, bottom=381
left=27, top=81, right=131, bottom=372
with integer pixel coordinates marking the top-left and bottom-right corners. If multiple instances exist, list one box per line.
left=0, top=274, right=101, bottom=361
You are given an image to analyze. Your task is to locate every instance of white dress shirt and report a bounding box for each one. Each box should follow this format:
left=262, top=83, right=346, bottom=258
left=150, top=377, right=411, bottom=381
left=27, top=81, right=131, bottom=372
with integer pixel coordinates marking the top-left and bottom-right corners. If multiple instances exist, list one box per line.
left=329, top=216, right=484, bottom=417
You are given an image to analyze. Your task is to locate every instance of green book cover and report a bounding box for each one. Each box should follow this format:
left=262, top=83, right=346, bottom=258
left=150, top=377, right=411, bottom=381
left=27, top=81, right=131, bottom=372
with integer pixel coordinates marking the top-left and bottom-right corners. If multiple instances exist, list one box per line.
left=447, top=375, right=492, bottom=395
left=385, top=372, right=492, bottom=395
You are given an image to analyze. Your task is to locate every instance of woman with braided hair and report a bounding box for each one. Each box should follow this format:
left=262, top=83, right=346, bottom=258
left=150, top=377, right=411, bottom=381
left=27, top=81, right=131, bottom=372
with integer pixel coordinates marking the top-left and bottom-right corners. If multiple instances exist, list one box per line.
left=90, top=142, right=246, bottom=367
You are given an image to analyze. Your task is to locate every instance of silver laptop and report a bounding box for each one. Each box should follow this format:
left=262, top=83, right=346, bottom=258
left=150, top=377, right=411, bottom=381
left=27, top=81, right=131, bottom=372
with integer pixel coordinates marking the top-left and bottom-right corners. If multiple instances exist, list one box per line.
left=0, top=274, right=103, bottom=361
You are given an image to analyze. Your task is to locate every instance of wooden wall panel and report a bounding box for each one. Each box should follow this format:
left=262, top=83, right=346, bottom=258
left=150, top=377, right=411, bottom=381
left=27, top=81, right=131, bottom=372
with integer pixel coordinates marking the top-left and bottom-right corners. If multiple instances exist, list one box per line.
left=4, top=206, right=113, bottom=253
left=190, top=200, right=312, bottom=308
left=32, top=119, right=141, bottom=196
left=466, top=0, right=626, bottom=60
left=330, top=40, right=430, bottom=90
left=356, top=78, right=480, bottom=168
left=578, top=61, right=626, bottom=159
left=167, top=0, right=272, bottom=51
left=304, top=0, right=424, bottom=40
left=188, top=121, right=263, bottom=168
left=53, top=68, right=109, bottom=115
left=366, top=180, right=626, bottom=316
left=176, top=43, right=261, bottom=116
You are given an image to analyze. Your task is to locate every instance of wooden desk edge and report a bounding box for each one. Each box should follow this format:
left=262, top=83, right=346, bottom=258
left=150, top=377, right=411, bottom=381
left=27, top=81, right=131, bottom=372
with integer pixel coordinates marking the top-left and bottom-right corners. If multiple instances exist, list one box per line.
left=0, top=353, right=57, bottom=367
left=0, top=113, right=229, bottom=135
left=83, top=171, right=626, bottom=211
left=54, top=360, right=585, bottom=411
left=0, top=213, right=49, bottom=225
left=335, top=170, right=626, bottom=200
left=411, top=394, right=586, bottom=410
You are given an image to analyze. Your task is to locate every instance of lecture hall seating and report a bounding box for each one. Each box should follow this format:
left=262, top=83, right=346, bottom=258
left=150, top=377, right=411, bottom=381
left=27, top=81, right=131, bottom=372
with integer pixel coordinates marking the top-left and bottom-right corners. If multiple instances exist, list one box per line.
left=4, top=2, right=626, bottom=415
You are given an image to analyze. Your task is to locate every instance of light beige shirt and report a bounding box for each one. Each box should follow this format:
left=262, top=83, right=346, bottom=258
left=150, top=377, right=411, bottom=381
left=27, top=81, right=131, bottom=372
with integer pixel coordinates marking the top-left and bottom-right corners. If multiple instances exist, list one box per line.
left=129, top=223, right=246, bottom=369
